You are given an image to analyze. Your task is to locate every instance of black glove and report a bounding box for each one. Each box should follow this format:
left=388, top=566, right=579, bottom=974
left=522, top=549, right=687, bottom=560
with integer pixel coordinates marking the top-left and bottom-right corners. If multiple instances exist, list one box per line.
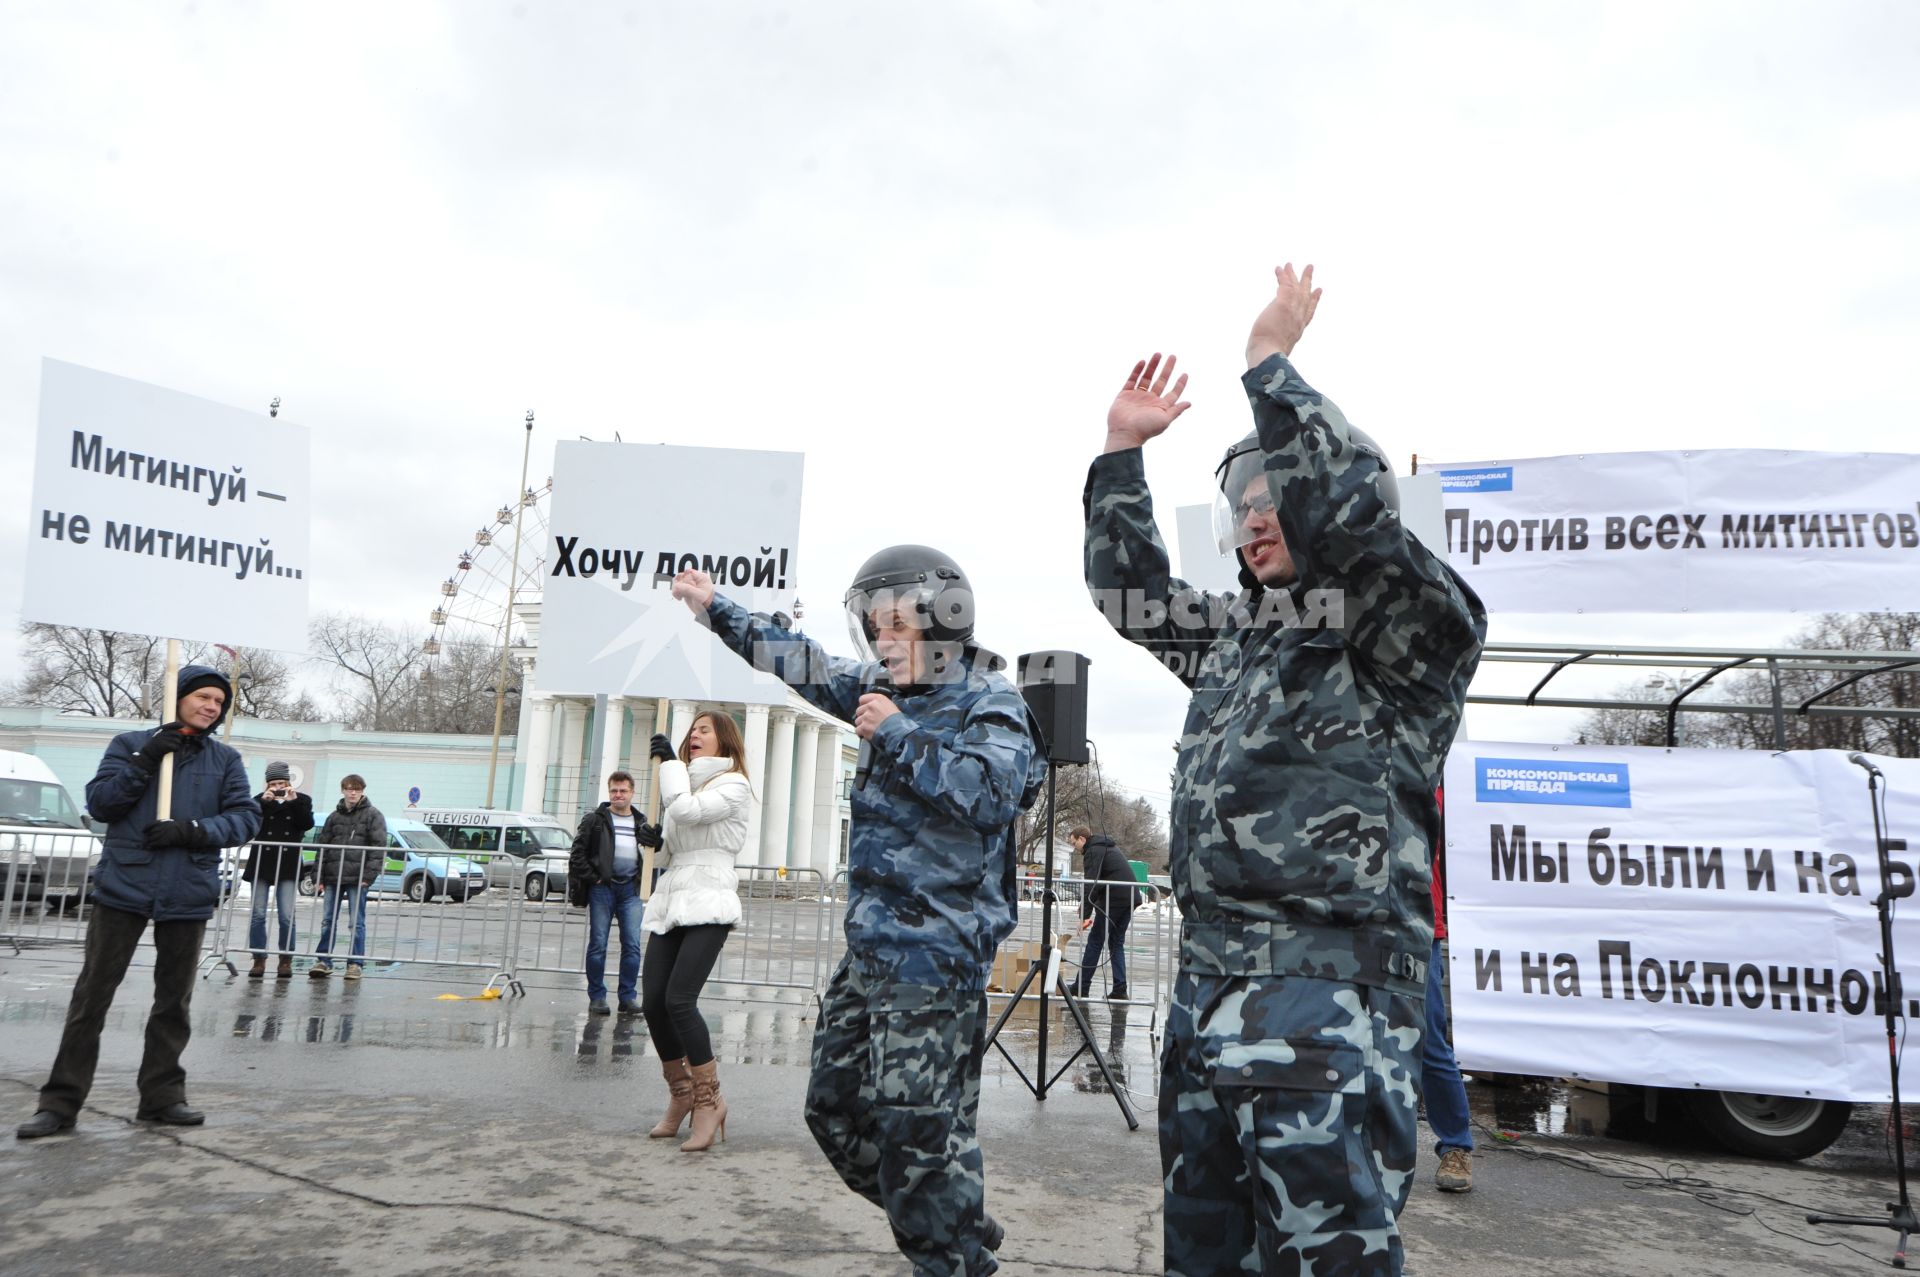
left=648, top=733, right=675, bottom=763
left=145, top=819, right=208, bottom=850
left=637, top=821, right=663, bottom=850
left=133, top=723, right=190, bottom=772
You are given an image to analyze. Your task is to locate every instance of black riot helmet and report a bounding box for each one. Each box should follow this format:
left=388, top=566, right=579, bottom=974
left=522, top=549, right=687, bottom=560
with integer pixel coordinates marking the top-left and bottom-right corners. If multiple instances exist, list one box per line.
left=1212, top=428, right=1402, bottom=588
left=842, top=545, right=979, bottom=673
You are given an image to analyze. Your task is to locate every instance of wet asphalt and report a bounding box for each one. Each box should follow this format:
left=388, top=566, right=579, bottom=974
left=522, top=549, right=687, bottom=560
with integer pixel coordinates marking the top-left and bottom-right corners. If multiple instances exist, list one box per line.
left=2, top=945, right=1918, bottom=1276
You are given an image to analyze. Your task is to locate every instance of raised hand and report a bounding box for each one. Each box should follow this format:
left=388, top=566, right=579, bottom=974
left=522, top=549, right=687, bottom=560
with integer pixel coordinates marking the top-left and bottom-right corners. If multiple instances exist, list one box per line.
left=1103, top=353, right=1191, bottom=454
left=1246, top=262, right=1322, bottom=368
left=670, top=568, right=715, bottom=613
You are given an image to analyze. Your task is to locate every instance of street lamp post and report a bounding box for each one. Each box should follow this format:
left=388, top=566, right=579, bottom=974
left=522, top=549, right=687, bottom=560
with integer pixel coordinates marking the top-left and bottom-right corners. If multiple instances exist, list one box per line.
left=485, top=411, right=535, bottom=808
left=1646, top=673, right=1688, bottom=747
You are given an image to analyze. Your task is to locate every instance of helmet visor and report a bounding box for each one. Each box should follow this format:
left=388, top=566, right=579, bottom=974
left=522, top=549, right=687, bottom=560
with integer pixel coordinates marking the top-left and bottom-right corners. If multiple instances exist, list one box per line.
left=1212, top=446, right=1278, bottom=553
left=843, top=583, right=950, bottom=662
left=842, top=584, right=975, bottom=685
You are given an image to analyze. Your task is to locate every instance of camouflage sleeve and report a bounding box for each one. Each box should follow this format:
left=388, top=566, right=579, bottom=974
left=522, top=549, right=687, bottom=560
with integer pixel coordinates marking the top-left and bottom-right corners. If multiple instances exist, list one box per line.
left=705, top=594, right=868, bottom=723
left=1245, top=353, right=1487, bottom=706
left=867, top=688, right=1037, bottom=834
left=1082, top=448, right=1234, bottom=690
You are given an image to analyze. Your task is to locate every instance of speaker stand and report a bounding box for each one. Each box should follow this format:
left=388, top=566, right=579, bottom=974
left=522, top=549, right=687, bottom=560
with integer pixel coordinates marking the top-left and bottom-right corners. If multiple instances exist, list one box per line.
left=983, top=765, right=1139, bottom=1130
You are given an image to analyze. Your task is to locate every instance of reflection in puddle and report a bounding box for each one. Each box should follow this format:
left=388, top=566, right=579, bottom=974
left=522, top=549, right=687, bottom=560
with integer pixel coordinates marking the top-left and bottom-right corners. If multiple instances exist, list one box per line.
left=1469, top=1074, right=1643, bottom=1140
left=191, top=981, right=824, bottom=1066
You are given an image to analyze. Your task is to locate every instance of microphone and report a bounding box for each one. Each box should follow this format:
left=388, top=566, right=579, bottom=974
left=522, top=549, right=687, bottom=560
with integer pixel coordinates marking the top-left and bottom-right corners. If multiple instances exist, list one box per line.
left=1849, top=752, right=1885, bottom=778
left=853, top=671, right=895, bottom=790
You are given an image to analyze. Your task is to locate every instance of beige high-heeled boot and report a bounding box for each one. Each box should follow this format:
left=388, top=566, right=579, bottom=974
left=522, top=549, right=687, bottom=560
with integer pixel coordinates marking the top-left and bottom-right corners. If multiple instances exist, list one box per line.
left=680, top=1059, right=727, bottom=1151
left=650, top=1057, right=694, bottom=1139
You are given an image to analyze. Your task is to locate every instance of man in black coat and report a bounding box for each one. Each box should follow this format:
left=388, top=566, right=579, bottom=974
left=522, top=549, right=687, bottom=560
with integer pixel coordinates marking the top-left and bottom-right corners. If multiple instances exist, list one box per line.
left=568, top=770, right=660, bottom=1016
left=17, top=664, right=261, bottom=1139
left=1070, top=826, right=1139, bottom=1001
left=243, top=760, right=313, bottom=979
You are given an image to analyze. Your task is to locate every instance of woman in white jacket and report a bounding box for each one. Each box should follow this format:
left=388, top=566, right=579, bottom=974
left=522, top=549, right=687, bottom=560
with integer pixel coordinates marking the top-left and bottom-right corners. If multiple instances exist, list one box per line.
left=640, top=711, right=755, bottom=1151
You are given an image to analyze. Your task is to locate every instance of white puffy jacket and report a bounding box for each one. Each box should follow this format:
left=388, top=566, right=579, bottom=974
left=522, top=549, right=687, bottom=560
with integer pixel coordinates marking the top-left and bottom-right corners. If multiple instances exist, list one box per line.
left=641, top=755, right=755, bottom=934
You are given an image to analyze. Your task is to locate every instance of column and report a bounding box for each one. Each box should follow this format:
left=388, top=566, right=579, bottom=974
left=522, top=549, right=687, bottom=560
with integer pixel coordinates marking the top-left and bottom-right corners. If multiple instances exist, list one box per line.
left=557, top=699, right=588, bottom=815
left=759, top=709, right=796, bottom=870
left=669, top=699, right=699, bottom=746
left=810, top=726, right=842, bottom=879
left=595, top=696, right=628, bottom=800
left=788, top=719, right=819, bottom=874
left=509, top=657, right=538, bottom=772
left=628, top=701, right=659, bottom=787
left=515, top=695, right=556, bottom=813
left=741, top=704, right=770, bottom=877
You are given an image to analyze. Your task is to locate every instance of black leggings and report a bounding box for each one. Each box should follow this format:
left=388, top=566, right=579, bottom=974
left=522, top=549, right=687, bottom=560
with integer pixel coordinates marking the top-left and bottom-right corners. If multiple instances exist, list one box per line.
left=640, top=924, right=731, bottom=1066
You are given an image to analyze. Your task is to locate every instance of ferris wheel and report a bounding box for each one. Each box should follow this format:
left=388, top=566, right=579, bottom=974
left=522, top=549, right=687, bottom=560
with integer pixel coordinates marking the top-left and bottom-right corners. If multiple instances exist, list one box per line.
left=422, top=476, right=553, bottom=666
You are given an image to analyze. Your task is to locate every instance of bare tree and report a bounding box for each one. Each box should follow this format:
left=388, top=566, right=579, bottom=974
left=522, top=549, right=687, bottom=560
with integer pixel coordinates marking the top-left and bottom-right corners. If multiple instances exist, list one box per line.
left=6, top=624, right=169, bottom=718
left=407, top=639, right=523, bottom=735
left=1015, top=762, right=1170, bottom=872
left=309, top=613, right=428, bottom=731
left=1577, top=612, right=1920, bottom=757
left=308, top=614, right=519, bottom=734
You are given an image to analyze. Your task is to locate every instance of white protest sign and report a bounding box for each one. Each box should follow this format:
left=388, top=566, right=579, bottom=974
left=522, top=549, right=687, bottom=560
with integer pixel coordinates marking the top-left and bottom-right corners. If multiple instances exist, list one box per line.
left=1174, top=503, right=1242, bottom=595
left=1430, top=450, right=1920, bottom=613
left=23, top=359, right=311, bottom=652
left=538, top=441, right=804, bottom=704
left=1444, top=741, right=1920, bottom=1102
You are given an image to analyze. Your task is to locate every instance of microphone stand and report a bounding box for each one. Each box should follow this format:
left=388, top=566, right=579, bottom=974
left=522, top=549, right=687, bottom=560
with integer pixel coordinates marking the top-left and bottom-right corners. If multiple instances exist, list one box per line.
left=1809, top=753, right=1917, bottom=1265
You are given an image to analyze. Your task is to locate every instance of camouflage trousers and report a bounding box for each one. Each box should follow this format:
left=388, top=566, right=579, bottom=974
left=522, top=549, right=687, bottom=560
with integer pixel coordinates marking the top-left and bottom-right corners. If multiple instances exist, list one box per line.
left=806, top=956, right=998, bottom=1277
left=1160, top=970, right=1422, bottom=1277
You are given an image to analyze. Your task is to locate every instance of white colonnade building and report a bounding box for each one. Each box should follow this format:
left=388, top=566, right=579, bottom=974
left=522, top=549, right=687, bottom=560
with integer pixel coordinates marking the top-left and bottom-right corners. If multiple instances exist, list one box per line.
left=504, top=603, right=856, bottom=881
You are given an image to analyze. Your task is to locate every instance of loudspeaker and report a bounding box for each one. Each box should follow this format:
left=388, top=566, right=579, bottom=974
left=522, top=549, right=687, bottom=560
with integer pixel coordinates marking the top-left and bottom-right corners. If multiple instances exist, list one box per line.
left=1018, top=650, right=1090, bottom=765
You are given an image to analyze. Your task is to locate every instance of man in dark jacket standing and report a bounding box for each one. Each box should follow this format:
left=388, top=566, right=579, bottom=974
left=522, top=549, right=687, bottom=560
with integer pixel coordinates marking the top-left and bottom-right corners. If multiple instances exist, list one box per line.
left=17, top=664, right=261, bottom=1139
left=310, top=775, right=386, bottom=980
left=244, top=760, right=313, bottom=979
left=569, top=770, right=657, bottom=1016
left=1068, top=827, right=1138, bottom=1001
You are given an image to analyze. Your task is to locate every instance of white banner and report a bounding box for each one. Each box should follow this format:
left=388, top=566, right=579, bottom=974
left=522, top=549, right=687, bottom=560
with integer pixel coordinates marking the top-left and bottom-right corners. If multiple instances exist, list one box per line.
left=1445, top=741, right=1920, bottom=1102
left=23, top=359, right=311, bottom=652
left=538, top=441, right=804, bottom=703
left=1430, top=450, right=1920, bottom=613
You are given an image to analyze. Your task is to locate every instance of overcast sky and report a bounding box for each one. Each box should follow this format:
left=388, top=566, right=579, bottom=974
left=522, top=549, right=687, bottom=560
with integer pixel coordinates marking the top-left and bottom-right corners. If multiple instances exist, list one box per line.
left=4, top=1, right=1916, bottom=805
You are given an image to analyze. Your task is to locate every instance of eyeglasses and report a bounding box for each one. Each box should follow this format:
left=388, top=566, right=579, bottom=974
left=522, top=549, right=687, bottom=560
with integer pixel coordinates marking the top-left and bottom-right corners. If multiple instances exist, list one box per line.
left=1232, top=489, right=1277, bottom=525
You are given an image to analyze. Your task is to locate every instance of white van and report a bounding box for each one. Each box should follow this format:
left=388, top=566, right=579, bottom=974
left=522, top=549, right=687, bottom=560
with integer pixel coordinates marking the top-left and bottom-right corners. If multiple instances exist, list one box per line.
left=0, top=749, right=100, bottom=910
left=418, top=808, right=575, bottom=901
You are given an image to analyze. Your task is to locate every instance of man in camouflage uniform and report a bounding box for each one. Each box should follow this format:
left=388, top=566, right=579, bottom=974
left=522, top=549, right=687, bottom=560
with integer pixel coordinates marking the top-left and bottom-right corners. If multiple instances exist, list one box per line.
left=672, top=548, right=1045, bottom=1277
left=1083, top=263, right=1485, bottom=1276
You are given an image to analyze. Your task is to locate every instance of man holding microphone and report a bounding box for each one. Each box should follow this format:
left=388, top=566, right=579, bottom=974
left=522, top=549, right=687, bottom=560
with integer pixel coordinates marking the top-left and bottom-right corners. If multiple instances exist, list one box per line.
left=672, top=548, right=1045, bottom=1277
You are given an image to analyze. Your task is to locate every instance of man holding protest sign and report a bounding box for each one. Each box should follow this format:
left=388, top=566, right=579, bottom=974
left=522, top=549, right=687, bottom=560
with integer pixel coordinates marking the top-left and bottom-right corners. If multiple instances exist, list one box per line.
left=1084, top=263, right=1485, bottom=1274
left=672, top=549, right=1045, bottom=1277
left=17, top=665, right=260, bottom=1139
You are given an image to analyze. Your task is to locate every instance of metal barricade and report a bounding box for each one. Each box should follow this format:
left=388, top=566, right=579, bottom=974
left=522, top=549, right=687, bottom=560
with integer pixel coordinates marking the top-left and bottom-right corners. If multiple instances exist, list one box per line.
left=506, top=864, right=832, bottom=1002
left=0, top=829, right=104, bottom=957
left=200, top=842, right=517, bottom=990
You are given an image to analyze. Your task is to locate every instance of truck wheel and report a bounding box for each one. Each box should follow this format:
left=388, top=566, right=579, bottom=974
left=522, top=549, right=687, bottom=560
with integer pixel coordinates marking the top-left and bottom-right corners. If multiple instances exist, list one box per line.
left=525, top=874, right=546, bottom=902
left=405, top=874, right=435, bottom=903
left=1686, top=1090, right=1852, bottom=1160
left=297, top=871, right=318, bottom=897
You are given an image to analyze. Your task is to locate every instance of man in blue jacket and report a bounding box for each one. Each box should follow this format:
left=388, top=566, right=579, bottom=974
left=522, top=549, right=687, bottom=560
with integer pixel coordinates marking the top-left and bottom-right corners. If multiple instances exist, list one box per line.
left=16, top=665, right=261, bottom=1139
left=672, top=548, right=1045, bottom=1277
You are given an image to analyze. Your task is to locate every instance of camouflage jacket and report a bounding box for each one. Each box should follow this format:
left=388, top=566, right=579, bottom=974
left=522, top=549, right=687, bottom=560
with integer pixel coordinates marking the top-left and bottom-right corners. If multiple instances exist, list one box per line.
left=705, top=596, right=1047, bottom=989
left=1083, top=352, right=1485, bottom=995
